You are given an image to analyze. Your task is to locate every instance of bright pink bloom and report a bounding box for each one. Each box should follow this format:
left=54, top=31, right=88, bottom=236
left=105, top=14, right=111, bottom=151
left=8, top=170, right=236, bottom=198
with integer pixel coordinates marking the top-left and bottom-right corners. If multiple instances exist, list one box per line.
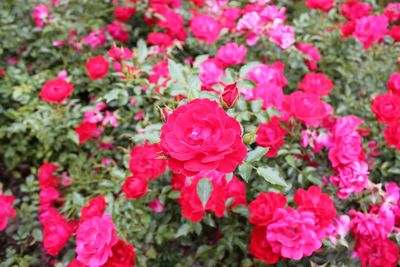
left=349, top=209, right=393, bottom=240
left=32, top=4, right=50, bottom=28
left=42, top=209, right=72, bottom=256
left=330, top=161, right=369, bottom=198
left=384, top=3, right=400, bottom=22
left=267, top=208, right=322, bottom=260
left=387, top=72, right=400, bottom=95
left=341, top=0, right=371, bottom=21
left=0, top=194, right=16, bottom=231
left=216, top=43, right=247, bottom=67
left=82, top=28, right=107, bottom=49
left=107, top=21, right=129, bottom=42
left=76, top=214, right=118, bottom=267
left=190, top=14, right=221, bottom=44
left=305, top=0, right=334, bottom=12
left=199, top=59, right=225, bottom=90
left=353, top=15, right=388, bottom=49
left=267, top=23, right=295, bottom=50
left=38, top=162, right=59, bottom=187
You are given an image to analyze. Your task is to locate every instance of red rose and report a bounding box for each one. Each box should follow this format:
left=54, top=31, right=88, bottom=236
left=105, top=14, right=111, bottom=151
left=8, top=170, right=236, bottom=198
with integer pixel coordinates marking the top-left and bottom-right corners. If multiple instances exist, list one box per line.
left=75, top=121, right=100, bottom=144
left=80, top=195, right=106, bottom=222
left=67, top=259, right=86, bottom=267
left=147, top=32, right=173, bottom=50
left=340, top=0, right=371, bottom=21
left=356, top=238, right=399, bottom=267
left=114, top=6, right=136, bottom=22
left=371, top=94, right=400, bottom=124
left=282, top=91, right=329, bottom=124
left=384, top=121, right=400, bottom=151
left=387, top=72, right=400, bottom=95
left=189, top=14, right=221, bottom=44
left=38, top=162, right=59, bottom=187
left=40, top=78, right=74, bottom=105
left=103, top=240, right=136, bottom=267
left=171, top=173, right=187, bottom=191
left=220, top=83, right=239, bottom=109
left=249, top=226, right=280, bottom=265
left=389, top=25, right=400, bottom=42
left=294, top=186, right=336, bottom=228
left=42, top=209, right=72, bottom=256
left=129, top=143, right=167, bottom=180
left=85, top=56, right=109, bottom=80
left=256, top=117, right=287, bottom=158
left=160, top=98, right=247, bottom=176
left=248, top=192, right=287, bottom=226
left=122, top=176, right=148, bottom=199
left=39, top=186, right=59, bottom=211
left=107, top=21, right=129, bottom=42
left=297, top=72, right=333, bottom=97
left=305, top=0, right=333, bottom=12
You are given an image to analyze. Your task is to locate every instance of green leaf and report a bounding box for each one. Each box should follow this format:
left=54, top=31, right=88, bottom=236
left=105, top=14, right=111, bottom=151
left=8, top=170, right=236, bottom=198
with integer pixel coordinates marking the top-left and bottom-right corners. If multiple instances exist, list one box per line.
left=238, top=162, right=252, bottom=183
left=197, top=178, right=213, bottom=208
left=246, top=146, right=269, bottom=162
left=168, top=59, right=186, bottom=84
left=285, top=155, right=298, bottom=168
left=176, top=223, right=191, bottom=237
left=137, top=39, right=148, bottom=63
left=257, top=166, right=287, bottom=187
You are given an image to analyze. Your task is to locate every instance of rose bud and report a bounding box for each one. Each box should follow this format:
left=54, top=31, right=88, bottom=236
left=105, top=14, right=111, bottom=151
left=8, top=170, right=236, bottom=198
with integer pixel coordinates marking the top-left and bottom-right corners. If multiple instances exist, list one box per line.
left=221, top=83, right=239, bottom=109
left=160, top=106, right=173, bottom=122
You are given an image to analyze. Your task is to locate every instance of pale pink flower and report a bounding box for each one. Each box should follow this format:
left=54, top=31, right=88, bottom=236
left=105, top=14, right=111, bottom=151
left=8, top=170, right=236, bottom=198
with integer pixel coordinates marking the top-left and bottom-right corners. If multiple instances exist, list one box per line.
left=57, top=70, right=68, bottom=80
left=53, top=40, right=64, bottom=47
left=267, top=208, right=322, bottom=260
left=267, top=23, right=295, bottom=50
left=129, top=98, right=136, bottom=106
left=260, top=6, right=287, bottom=24
left=101, top=158, right=112, bottom=166
left=76, top=214, right=118, bottom=267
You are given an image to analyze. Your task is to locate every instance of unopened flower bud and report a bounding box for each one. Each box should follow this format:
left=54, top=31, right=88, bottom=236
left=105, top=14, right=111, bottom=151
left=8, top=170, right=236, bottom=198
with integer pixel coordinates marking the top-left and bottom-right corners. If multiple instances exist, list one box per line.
left=220, top=83, right=239, bottom=109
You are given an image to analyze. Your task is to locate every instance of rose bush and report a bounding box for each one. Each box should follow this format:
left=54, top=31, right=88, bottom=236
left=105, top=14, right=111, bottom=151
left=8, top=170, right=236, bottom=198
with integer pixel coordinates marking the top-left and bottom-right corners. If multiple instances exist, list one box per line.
left=0, top=0, right=399, bottom=266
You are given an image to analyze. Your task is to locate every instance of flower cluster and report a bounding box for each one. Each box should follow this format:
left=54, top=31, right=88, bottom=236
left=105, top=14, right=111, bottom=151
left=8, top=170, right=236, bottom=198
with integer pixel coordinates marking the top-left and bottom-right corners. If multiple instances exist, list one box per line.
left=248, top=186, right=336, bottom=264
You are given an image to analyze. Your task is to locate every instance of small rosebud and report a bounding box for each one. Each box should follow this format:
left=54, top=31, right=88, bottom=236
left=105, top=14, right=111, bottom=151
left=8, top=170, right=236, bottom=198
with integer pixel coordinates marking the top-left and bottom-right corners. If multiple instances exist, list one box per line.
left=243, top=132, right=256, bottom=145
left=221, top=83, right=239, bottom=109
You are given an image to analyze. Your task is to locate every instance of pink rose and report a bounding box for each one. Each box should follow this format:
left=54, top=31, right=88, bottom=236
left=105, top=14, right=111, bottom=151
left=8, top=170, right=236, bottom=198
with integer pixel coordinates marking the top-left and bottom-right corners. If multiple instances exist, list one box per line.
left=190, top=14, right=221, bottom=44
left=199, top=59, right=224, bottom=90
left=353, top=15, right=388, bottom=49
left=0, top=194, right=16, bottom=231
left=298, top=72, right=333, bottom=96
left=216, top=42, right=247, bottom=67
left=76, top=214, right=118, bottom=267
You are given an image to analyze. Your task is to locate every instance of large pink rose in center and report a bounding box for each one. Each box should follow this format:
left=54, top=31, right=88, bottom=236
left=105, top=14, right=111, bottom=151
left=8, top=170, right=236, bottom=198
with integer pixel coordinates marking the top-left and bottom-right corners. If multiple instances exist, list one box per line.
left=160, top=98, right=247, bottom=176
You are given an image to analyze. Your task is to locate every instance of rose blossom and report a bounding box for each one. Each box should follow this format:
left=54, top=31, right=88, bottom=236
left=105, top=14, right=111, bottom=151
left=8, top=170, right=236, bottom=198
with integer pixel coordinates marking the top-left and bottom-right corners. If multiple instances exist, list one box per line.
left=356, top=238, right=399, bottom=267
left=75, top=121, right=101, bottom=144
left=85, top=56, right=109, bottom=80
left=267, top=208, right=322, bottom=260
left=215, top=42, right=247, bottom=67
left=0, top=194, right=16, bottom=231
left=80, top=196, right=106, bottom=222
left=129, top=143, right=167, bottom=180
left=38, top=162, right=59, bottom=187
left=103, top=240, right=136, bottom=267
left=122, top=176, right=148, bottom=199
left=220, top=83, right=239, bottom=109
left=256, top=117, right=287, bottom=158
left=107, top=21, right=129, bottom=42
left=330, top=161, right=369, bottom=198
left=282, top=91, right=329, bottom=124
left=306, top=0, right=334, bottom=12
left=190, top=14, right=221, bottom=44
left=297, top=72, right=333, bottom=97
left=353, top=15, right=388, bottom=50
left=249, top=226, right=280, bottom=264
left=199, top=58, right=224, bottom=90
left=160, top=98, right=247, bottom=176
left=40, top=78, right=74, bottom=105
left=294, top=186, right=336, bottom=228
left=76, top=214, right=118, bottom=267
left=248, top=192, right=287, bottom=226
left=296, top=43, right=321, bottom=70
left=371, top=94, right=400, bottom=124
left=384, top=121, right=400, bottom=151
left=42, top=209, right=72, bottom=256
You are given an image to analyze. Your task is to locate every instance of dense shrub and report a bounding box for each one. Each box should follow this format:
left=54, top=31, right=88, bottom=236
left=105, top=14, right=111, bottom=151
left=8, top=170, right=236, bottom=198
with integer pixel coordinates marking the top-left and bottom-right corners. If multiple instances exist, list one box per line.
left=0, top=0, right=400, bottom=266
